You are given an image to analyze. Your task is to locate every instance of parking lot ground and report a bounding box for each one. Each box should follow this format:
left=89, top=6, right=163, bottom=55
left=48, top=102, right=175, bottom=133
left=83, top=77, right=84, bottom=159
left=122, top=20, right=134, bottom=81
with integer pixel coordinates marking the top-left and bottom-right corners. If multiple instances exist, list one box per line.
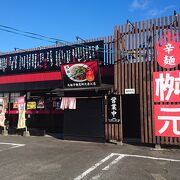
left=0, top=135, right=179, bottom=180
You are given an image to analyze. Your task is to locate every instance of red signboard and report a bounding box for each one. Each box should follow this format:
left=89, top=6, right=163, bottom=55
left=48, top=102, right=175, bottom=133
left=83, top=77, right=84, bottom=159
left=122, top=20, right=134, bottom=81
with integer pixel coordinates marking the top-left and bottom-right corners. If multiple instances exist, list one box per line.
left=0, top=71, right=61, bottom=84
left=153, top=70, right=180, bottom=102
left=154, top=105, right=180, bottom=138
left=156, top=32, right=180, bottom=69
left=61, top=61, right=101, bottom=88
left=153, top=32, right=180, bottom=138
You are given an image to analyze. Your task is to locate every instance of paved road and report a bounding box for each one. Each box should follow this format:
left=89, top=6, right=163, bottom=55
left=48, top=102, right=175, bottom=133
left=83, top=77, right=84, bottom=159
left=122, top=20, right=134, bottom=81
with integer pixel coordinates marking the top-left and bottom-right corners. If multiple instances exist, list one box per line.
left=0, top=135, right=179, bottom=180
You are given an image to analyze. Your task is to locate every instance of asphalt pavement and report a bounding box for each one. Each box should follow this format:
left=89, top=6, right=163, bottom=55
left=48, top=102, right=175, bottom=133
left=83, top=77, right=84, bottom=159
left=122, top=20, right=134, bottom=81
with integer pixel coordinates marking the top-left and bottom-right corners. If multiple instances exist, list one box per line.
left=0, top=135, right=179, bottom=180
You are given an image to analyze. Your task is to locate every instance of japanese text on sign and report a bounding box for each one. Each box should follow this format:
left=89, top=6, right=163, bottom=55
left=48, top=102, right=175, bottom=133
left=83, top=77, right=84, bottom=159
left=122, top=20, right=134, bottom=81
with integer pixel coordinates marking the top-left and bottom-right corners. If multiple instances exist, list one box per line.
left=0, top=41, right=104, bottom=75
left=154, top=105, right=180, bottom=137
left=154, top=32, right=180, bottom=139
left=153, top=70, right=180, bottom=102
left=107, top=94, right=120, bottom=123
left=156, top=32, right=180, bottom=69
left=61, top=61, right=100, bottom=89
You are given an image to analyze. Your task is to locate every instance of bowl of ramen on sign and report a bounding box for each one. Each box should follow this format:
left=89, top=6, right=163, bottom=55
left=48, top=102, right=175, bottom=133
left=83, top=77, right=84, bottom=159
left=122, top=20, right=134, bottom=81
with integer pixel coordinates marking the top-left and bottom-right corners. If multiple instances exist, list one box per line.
left=67, top=64, right=95, bottom=82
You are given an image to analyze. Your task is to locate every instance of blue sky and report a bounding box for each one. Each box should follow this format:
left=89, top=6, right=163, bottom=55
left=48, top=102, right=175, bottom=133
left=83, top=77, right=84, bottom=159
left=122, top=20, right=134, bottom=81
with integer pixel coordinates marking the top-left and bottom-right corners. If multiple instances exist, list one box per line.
left=0, top=0, right=179, bottom=52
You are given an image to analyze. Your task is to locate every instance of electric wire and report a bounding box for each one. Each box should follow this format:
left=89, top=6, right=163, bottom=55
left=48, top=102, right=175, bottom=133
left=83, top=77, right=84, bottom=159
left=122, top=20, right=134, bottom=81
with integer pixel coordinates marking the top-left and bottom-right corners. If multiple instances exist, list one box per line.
left=0, top=24, right=108, bottom=54
left=0, top=28, right=56, bottom=44
left=0, top=24, right=67, bottom=44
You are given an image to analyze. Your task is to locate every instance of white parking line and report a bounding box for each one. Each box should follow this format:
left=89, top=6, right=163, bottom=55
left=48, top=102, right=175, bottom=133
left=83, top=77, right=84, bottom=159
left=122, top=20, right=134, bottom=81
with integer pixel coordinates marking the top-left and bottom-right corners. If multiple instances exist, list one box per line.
left=74, top=153, right=180, bottom=180
left=113, top=153, right=180, bottom=162
left=90, top=173, right=102, bottom=180
left=102, top=155, right=125, bottom=171
left=0, top=142, right=25, bottom=152
left=74, top=153, right=114, bottom=180
left=151, top=173, right=166, bottom=180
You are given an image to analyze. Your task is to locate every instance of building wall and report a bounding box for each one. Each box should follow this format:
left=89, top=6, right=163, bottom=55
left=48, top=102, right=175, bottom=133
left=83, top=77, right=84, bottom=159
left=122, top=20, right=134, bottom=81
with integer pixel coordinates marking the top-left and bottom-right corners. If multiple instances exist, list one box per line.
left=110, top=14, right=180, bottom=145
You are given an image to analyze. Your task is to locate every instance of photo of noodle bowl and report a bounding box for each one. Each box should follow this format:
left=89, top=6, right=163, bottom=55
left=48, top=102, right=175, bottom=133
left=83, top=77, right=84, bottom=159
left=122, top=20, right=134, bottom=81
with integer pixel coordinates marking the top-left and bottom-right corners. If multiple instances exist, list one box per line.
left=65, top=64, right=91, bottom=82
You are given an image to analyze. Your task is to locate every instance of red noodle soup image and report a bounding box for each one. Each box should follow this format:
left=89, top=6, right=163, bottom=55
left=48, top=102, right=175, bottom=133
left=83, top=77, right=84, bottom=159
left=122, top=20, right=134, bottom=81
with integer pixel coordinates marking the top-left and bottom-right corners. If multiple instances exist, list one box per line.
left=64, top=64, right=95, bottom=82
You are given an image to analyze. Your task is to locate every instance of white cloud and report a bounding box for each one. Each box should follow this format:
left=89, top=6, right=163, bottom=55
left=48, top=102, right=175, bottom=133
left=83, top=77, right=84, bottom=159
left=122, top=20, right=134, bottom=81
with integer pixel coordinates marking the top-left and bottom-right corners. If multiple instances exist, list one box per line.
left=129, top=0, right=149, bottom=11
left=147, top=5, right=175, bottom=17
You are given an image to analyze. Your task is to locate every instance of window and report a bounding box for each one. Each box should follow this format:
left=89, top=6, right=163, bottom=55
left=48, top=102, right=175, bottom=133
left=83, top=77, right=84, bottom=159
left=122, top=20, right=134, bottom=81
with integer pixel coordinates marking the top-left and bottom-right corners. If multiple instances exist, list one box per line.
left=0, top=93, right=9, bottom=101
left=10, top=92, right=20, bottom=103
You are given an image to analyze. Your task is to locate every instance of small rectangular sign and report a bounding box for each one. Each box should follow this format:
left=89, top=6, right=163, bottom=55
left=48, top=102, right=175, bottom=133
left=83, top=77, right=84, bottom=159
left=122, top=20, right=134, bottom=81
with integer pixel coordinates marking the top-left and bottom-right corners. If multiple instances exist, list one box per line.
left=125, top=89, right=135, bottom=94
left=27, top=102, right=36, bottom=110
left=107, top=94, right=120, bottom=123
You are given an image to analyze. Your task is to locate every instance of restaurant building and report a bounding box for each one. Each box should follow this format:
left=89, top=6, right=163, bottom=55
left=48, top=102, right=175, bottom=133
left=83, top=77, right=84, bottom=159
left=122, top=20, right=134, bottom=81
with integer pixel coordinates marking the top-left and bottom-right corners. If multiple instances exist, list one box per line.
left=0, top=13, right=179, bottom=146
left=0, top=40, right=114, bottom=142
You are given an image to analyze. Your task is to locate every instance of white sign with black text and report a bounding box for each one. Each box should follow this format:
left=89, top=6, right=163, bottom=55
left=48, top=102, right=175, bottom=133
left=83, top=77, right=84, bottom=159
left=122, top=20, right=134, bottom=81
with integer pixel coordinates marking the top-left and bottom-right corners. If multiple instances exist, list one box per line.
left=125, top=89, right=135, bottom=94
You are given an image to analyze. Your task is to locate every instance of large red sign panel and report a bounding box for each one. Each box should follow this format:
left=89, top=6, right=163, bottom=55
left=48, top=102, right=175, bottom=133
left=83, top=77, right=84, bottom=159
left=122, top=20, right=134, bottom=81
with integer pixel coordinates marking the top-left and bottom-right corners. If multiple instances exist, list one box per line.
left=154, top=105, right=180, bottom=138
left=153, top=70, right=180, bottom=102
left=154, top=31, right=180, bottom=138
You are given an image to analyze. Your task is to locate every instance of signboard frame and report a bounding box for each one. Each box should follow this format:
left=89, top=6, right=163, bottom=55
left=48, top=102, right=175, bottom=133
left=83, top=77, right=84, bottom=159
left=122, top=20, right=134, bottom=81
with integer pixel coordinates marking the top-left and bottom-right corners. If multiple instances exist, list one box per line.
left=0, top=41, right=104, bottom=76
left=61, top=60, right=101, bottom=89
left=107, top=94, right=121, bottom=123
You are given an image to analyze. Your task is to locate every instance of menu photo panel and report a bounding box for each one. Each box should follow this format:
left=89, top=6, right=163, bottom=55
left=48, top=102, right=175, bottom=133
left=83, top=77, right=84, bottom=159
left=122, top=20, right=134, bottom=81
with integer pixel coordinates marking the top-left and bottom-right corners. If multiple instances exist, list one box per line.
left=61, top=61, right=101, bottom=89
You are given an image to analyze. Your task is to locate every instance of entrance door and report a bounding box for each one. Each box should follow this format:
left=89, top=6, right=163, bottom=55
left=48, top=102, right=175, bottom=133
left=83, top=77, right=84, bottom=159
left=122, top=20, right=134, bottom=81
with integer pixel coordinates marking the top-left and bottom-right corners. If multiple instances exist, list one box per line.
left=63, top=98, right=105, bottom=142
left=122, top=95, right=141, bottom=141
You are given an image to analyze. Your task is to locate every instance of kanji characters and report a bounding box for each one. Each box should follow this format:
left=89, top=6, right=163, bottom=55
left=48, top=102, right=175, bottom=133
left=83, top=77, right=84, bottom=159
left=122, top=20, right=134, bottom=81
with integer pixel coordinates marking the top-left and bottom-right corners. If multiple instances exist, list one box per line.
left=108, top=95, right=120, bottom=123
left=158, top=115, right=180, bottom=135
left=154, top=71, right=180, bottom=102
left=154, top=105, right=180, bottom=137
left=163, top=43, right=174, bottom=54
left=110, top=97, right=117, bottom=117
left=163, top=55, right=175, bottom=66
left=110, top=97, right=117, bottom=104
left=156, top=32, right=180, bottom=68
left=111, top=110, right=117, bottom=117
left=162, top=43, right=177, bottom=68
